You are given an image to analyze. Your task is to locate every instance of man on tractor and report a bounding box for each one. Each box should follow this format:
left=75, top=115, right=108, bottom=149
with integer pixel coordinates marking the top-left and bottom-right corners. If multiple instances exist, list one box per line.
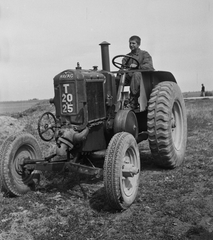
left=122, top=35, right=154, bottom=109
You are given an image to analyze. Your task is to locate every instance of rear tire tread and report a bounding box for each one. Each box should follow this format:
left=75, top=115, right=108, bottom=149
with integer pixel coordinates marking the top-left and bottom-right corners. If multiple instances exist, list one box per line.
left=147, top=81, right=187, bottom=168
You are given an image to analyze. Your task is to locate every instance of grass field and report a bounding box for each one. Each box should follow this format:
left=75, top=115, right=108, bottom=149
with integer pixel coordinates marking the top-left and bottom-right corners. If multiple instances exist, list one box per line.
left=0, top=92, right=211, bottom=115
left=183, top=91, right=213, bottom=98
left=0, top=98, right=213, bottom=239
left=0, top=100, right=44, bottom=115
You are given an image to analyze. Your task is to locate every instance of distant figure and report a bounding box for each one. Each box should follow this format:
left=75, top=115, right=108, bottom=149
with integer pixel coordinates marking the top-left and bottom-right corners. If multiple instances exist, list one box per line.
left=201, top=84, right=205, bottom=97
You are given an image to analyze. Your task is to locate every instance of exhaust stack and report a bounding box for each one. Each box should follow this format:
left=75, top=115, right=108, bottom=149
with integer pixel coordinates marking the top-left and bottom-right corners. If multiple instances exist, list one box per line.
left=99, top=41, right=110, bottom=71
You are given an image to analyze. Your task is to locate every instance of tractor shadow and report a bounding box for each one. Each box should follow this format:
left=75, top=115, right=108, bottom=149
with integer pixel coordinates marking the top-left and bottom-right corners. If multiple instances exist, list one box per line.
left=89, top=151, right=163, bottom=213
left=139, top=150, right=163, bottom=172
left=184, top=226, right=213, bottom=240
left=36, top=169, right=116, bottom=212
left=89, top=187, right=116, bottom=213
left=34, top=151, right=163, bottom=213
left=36, top=169, right=103, bottom=196
left=35, top=157, right=105, bottom=194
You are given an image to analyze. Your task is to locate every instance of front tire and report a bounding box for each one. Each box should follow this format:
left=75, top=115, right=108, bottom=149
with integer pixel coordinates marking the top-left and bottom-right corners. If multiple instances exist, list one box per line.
left=147, top=81, right=187, bottom=168
left=0, top=132, right=42, bottom=196
left=104, top=132, right=140, bottom=210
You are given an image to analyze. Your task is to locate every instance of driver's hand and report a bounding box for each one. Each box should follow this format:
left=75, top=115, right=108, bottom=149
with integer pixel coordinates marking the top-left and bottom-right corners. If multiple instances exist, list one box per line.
left=130, top=63, right=137, bottom=68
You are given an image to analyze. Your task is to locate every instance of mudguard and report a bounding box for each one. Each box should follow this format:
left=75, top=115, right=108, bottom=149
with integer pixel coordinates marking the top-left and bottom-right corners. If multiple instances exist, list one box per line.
left=139, top=71, right=177, bottom=111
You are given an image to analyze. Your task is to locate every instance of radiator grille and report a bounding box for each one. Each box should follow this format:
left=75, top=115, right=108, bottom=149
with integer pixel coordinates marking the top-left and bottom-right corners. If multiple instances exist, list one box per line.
left=86, top=81, right=105, bottom=121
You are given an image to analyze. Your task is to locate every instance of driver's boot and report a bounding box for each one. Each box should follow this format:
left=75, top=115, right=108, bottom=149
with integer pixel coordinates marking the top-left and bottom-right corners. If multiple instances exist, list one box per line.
left=129, top=92, right=140, bottom=110
left=129, top=72, right=141, bottom=110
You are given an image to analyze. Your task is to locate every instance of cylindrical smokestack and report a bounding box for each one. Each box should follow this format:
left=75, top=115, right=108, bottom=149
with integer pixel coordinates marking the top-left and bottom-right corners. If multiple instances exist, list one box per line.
left=99, top=41, right=110, bottom=71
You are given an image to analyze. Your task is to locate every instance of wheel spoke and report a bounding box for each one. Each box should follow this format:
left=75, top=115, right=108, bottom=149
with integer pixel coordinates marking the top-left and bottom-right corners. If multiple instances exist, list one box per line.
left=40, top=125, right=54, bottom=134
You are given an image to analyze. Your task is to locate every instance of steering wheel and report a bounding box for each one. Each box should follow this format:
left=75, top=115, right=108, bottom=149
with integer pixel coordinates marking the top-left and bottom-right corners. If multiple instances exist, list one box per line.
left=112, top=55, right=139, bottom=70
left=38, top=112, right=56, bottom=141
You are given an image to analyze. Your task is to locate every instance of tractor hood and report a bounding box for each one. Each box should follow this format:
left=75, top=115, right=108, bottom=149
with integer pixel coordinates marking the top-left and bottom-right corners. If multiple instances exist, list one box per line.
left=53, top=64, right=105, bottom=85
left=51, top=63, right=106, bottom=130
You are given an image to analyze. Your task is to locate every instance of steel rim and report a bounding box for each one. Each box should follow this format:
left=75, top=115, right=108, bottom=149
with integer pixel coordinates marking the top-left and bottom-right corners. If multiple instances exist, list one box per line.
left=171, top=101, right=184, bottom=150
left=11, top=145, right=36, bottom=185
left=120, top=146, right=139, bottom=198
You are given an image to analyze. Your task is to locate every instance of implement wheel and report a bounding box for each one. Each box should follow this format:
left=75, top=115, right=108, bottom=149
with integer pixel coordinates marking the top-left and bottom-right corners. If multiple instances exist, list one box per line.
left=0, top=132, right=42, bottom=196
left=104, top=132, right=140, bottom=210
left=147, top=81, right=187, bottom=168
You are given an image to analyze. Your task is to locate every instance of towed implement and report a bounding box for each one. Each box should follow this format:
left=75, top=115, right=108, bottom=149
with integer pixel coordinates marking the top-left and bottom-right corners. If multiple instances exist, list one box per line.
left=0, top=42, right=187, bottom=210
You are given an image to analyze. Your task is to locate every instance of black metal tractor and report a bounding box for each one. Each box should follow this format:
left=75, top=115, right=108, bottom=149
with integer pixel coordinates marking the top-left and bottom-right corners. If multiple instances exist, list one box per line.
left=0, top=42, right=187, bottom=210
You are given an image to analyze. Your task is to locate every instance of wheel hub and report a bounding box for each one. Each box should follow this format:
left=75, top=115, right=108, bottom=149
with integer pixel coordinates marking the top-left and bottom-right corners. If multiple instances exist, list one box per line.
left=15, top=156, right=25, bottom=174
left=14, top=151, right=32, bottom=176
left=121, top=154, right=140, bottom=196
left=122, top=163, right=139, bottom=178
left=171, top=113, right=176, bottom=129
left=171, top=101, right=183, bottom=150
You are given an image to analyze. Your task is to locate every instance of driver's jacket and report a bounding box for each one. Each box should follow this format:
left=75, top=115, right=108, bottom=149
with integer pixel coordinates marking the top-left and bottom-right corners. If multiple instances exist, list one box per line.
left=122, top=48, right=154, bottom=70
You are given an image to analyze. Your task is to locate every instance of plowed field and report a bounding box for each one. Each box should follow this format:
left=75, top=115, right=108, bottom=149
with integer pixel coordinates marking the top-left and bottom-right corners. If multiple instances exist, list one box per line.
left=0, top=98, right=213, bottom=240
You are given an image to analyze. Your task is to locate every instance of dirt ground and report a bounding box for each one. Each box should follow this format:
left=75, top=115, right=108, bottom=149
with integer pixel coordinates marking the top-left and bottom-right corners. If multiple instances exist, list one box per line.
left=0, top=99, right=213, bottom=240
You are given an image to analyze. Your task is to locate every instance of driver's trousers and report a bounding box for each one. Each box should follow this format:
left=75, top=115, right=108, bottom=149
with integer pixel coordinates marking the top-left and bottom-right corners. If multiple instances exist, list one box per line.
left=126, top=72, right=142, bottom=96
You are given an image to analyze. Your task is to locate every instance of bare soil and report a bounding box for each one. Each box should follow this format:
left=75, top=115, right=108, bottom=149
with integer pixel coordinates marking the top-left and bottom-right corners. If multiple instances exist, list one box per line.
left=0, top=99, right=213, bottom=240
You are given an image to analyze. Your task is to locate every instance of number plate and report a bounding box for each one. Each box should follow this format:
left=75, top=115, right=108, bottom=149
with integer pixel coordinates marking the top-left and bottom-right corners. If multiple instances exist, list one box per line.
left=61, top=83, right=76, bottom=114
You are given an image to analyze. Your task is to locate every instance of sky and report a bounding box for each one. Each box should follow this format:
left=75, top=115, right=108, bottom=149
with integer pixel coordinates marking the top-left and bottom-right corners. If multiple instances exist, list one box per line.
left=0, top=0, right=212, bottom=101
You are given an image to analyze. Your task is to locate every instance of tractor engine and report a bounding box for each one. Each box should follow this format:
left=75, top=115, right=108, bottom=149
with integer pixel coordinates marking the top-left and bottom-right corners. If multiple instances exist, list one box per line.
left=49, top=63, right=107, bottom=156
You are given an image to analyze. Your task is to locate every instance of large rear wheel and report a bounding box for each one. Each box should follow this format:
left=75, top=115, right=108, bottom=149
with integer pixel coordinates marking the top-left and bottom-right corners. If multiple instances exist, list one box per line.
left=147, top=81, right=187, bottom=168
left=0, top=132, right=42, bottom=196
left=104, top=132, right=140, bottom=210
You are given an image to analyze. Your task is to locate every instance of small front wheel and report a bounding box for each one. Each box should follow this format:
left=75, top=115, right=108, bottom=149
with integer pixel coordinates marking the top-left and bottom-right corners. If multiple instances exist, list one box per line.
left=104, top=132, right=140, bottom=210
left=0, top=132, right=42, bottom=196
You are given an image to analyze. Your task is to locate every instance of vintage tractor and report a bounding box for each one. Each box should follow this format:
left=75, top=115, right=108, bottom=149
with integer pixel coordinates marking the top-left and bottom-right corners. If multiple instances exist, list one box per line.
left=0, top=42, right=187, bottom=210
